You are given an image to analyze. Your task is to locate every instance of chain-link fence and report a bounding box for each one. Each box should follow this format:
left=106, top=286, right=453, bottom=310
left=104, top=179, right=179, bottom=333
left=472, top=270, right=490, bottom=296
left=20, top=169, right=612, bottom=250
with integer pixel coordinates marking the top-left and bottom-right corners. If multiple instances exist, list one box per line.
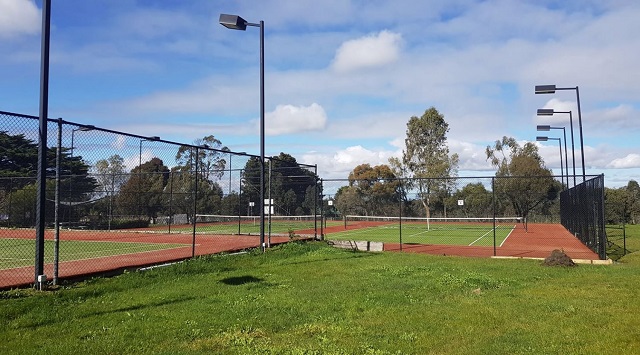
left=0, top=110, right=319, bottom=289
left=560, top=174, right=607, bottom=259
left=321, top=175, right=605, bottom=259
left=0, top=108, right=609, bottom=289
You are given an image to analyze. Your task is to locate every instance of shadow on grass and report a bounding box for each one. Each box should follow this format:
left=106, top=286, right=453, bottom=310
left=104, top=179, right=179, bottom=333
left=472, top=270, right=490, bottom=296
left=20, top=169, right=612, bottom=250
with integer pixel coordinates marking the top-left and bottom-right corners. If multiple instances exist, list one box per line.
left=220, top=275, right=264, bottom=285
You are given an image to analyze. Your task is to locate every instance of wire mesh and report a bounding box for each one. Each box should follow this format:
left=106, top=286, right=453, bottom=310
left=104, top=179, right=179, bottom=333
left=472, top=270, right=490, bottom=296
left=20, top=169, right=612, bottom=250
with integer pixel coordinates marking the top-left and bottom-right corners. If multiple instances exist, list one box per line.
left=0, top=111, right=319, bottom=289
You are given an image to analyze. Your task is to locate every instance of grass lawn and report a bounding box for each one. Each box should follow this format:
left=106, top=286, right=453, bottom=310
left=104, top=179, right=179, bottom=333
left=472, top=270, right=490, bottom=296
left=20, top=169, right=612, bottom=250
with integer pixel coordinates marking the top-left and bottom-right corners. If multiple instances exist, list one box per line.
left=326, top=222, right=515, bottom=246
left=1, top=241, right=639, bottom=354
left=0, top=239, right=186, bottom=270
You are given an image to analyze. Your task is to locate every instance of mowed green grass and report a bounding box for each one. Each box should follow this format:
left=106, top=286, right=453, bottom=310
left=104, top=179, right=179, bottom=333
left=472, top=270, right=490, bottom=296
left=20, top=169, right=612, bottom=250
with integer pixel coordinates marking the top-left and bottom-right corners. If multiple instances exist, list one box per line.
left=1, top=241, right=639, bottom=354
left=607, top=224, right=640, bottom=260
left=327, top=221, right=516, bottom=246
left=0, top=239, right=186, bottom=270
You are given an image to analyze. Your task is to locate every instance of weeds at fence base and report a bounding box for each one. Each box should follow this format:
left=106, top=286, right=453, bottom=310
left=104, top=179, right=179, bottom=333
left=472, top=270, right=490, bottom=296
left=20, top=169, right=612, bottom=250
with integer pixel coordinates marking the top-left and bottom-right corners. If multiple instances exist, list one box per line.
left=543, top=249, right=576, bottom=267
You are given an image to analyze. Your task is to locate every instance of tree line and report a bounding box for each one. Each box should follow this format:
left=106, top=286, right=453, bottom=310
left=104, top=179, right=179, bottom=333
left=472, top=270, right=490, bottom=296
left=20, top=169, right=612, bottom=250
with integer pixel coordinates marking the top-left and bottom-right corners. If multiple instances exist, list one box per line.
left=605, top=181, right=640, bottom=224
left=0, top=132, right=319, bottom=229
left=333, top=107, right=562, bottom=222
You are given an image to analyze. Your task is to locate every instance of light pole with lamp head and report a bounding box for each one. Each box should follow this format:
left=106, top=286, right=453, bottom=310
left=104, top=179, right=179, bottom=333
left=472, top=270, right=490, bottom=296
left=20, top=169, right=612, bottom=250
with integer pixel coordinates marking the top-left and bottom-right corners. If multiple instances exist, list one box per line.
left=537, top=125, right=569, bottom=188
left=219, top=13, right=266, bottom=251
left=68, top=125, right=95, bottom=225
left=537, top=109, right=575, bottom=187
left=70, top=125, right=95, bottom=157
left=536, top=136, right=564, bottom=189
left=535, top=85, right=585, bottom=182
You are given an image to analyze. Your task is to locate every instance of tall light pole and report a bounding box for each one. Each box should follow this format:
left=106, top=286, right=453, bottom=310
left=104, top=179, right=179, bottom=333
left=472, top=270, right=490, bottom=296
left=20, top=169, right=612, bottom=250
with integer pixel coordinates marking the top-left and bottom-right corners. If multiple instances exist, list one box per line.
left=536, top=136, right=564, bottom=188
left=537, top=125, right=569, bottom=188
left=535, top=85, right=585, bottom=182
left=537, top=109, right=575, bottom=187
left=220, top=13, right=266, bottom=251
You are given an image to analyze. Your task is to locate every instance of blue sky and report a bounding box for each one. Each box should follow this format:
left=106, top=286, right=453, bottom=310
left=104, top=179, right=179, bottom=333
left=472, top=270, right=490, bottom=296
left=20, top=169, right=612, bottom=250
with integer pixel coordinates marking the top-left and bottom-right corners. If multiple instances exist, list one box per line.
left=1, top=0, right=639, bottom=187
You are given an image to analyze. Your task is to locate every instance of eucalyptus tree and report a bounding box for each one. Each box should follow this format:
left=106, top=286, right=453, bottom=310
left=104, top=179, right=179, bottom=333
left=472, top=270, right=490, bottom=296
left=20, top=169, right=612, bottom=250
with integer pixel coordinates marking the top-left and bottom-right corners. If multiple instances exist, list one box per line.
left=402, top=107, right=459, bottom=220
left=486, top=136, right=560, bottom=221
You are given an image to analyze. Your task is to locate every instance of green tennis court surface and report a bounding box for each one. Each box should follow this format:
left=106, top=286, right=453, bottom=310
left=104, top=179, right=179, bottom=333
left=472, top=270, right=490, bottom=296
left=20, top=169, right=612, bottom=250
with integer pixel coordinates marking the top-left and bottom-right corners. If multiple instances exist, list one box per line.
left=326, top=221, right=518, bottom=246
left=0, top=239, right=186, bottom=270
left=155, top=215, right=341, bottom=235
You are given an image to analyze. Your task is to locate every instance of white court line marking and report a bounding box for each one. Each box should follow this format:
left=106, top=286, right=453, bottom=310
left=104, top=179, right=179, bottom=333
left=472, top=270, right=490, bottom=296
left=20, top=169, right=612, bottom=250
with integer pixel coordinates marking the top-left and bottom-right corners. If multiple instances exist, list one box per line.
left=499, top=225, right=517, bottom=247
left=468, top=229, right=494, bottom=246
left=468, top=224, right=516, bottom=246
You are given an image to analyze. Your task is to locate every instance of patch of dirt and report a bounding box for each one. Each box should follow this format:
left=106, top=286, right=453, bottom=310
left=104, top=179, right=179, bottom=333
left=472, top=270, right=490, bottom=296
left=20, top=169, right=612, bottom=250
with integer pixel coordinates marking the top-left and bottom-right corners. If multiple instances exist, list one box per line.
left=543, top=249, right=577, bottom=267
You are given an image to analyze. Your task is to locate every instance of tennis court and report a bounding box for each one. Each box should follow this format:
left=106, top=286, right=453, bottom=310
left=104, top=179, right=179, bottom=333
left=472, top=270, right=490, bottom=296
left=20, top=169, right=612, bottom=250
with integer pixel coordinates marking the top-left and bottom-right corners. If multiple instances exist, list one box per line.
left=0, top=227, right=295, bottom=289
left=321, top=216, right=601, bottom=261
left=0, top=238, right=186, bottom=270
left=326, top=216, right=520, bottom=247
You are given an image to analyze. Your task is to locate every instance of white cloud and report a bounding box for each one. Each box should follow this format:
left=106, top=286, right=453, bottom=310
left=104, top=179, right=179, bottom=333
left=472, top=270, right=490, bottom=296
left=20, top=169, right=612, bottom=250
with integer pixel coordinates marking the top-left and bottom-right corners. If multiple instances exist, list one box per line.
left=533, top=98, right=577, bottom=127
left=594, top=104, right=639, bottom=131
left=265, top=103, right=327, bottom=135
left=331, top=30, right=402, bottom=72
left=303, top=145, right=397, bottom=180
left=0, top=0, right=40, bottom=39
left=607, top=154, right=640, bottom=169
left=449, top=139, right=493, bottom=171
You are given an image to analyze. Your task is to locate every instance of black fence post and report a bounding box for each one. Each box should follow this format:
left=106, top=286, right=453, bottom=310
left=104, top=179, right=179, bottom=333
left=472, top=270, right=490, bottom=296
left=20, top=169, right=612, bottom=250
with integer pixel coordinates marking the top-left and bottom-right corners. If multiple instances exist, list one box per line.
left=399, top=198, right=403, bottom=252
left=492, top=177, right=496, bottom=256
left=191, top=147, right=198, bottom=258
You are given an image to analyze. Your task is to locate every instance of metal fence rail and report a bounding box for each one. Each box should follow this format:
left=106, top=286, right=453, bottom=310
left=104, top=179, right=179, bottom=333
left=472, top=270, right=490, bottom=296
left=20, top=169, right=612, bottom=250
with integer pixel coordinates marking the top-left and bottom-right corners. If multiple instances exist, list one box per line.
left=0, top=110, right=319, bottom=289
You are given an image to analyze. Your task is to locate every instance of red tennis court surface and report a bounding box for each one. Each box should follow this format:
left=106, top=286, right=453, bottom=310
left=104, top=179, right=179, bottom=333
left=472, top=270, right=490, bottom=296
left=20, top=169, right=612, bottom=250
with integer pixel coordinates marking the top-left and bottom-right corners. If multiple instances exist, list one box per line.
left=383, top=223, right=600, bottom=260
left=1, top=223, right=600, bottom=289
left=0, top=229, right=294, bottom=290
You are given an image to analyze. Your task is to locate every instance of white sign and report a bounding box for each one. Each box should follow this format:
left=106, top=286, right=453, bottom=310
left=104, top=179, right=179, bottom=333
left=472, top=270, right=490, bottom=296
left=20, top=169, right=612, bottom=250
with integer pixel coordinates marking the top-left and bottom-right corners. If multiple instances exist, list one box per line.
left=264, top=199, right=273, bottom=215
left=328, top=200, right=333, bottom=206
left=458, top=200, right=464, bottom=206
left=249, top=201, right=255, bottom=207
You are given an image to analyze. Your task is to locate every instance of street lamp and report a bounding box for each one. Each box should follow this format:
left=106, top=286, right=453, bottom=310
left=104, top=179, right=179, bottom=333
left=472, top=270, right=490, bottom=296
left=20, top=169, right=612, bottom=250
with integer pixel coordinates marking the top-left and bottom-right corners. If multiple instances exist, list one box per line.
left=139, top=136, right=160, bottom=169
left=68, top=125, right=95, bottom=226
left=537, top=109, right=576, bottom=187
left=220, top=13, right=266, bottom=251
left=537, top=125, right=569, bottom=188
left=70, top=125, right=95, bottom=157
left=535, top=85, right=585, bottom=182
left=536, top=136, right=564, bottom=188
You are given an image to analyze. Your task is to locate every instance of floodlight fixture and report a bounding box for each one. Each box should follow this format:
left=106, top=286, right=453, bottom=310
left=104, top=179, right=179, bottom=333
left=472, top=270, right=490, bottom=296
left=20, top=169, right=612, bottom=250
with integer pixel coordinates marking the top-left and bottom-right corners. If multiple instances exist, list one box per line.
left=535, top=85, right=557, bottom=94
left=536, top=108, right=554, bottom=116
left=219, top=14, right=248, bottom=30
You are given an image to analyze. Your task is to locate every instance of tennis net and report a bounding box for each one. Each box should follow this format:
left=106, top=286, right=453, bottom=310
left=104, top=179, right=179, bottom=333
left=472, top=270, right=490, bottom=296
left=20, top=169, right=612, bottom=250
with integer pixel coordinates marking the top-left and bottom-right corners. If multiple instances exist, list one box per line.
left=195, top=214, right=318, bottom=235
left=344, top=215, right=522, bottom=230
